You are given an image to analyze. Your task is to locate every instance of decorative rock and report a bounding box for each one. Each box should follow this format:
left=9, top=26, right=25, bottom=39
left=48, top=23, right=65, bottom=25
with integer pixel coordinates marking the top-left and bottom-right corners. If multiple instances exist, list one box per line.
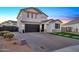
left=20, top=40, right=27, bottom=45
left=40, top=46, right=45, bottom=49
left=12, top=41, right=18, bottom=45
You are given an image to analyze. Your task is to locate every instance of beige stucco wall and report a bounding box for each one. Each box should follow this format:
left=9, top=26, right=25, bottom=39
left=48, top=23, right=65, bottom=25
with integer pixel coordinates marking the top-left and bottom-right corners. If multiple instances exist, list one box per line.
left=22, top=13, right=47, bottom=22
left=40, top=21, right=61, bottom=32
left=62, top=23, right=79, bottom=32
left=17, top=11, right=25, bottom=32
left=46, top=21, right=62, bottom=32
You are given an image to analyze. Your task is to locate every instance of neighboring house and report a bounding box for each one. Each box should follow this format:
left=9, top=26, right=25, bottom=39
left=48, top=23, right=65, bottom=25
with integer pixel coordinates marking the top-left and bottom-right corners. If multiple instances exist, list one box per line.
left=0, top=24, right=3, bottom=27
left=17, top=7, right=62, bottom=33
left=62, top=19, right=79, bottom=32
left=1, top=20, right=17, bottom=26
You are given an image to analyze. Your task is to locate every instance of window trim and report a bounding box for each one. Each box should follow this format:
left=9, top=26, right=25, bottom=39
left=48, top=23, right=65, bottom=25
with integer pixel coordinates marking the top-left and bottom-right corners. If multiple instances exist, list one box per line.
left=27, top=12, right=29, bottom=18
left=55, top=23, right=60, bottom=29
left=31, top=13, right=33, bottom=18
left=35, top=14, right=37, bottom=19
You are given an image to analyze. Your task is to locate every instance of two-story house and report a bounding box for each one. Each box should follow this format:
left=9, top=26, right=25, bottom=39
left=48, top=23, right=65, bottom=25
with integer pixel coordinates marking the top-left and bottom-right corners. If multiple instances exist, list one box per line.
left=17, top=7, right=62, bottom=33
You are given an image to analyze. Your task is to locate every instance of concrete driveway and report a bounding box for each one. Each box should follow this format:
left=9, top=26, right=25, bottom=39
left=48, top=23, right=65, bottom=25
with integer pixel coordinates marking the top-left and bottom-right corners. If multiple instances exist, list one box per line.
left=54, top=45, right=79, bottom=52
left=13, top=32, right=79, bottom=52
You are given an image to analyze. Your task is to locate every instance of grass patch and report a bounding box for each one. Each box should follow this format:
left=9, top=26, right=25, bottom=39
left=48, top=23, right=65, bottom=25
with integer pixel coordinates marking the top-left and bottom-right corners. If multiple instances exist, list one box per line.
left=50, top=32, right=79, bottom=40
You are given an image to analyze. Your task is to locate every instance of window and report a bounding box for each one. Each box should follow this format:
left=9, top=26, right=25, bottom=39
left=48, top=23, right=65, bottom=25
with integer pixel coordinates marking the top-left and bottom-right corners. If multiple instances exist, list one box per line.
left=35, top=14, right=37, bottom=19
left=31, top=13, right=33, bottom=18
left=27, top=12, right=29, bottom=18
left=55, top=23, right=60, bottom=29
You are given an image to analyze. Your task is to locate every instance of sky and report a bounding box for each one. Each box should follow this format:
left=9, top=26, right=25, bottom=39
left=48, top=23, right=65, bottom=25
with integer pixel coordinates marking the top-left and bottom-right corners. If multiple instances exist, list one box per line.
left=0, top=7, right=79, bottom=23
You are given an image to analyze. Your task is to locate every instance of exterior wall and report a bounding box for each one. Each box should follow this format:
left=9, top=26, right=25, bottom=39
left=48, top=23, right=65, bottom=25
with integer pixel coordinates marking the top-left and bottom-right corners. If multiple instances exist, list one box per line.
left=62, top=23, right=79, bottom=32
left=40, top=21, right=51, bottom=32
left=22, top=12, right=47, bottom=22
left=27, top=9, right=39, bottom=13
left=40, top=23, right=47, bottom=32
left=17, top=11, right=25, bottom=32
left=46, top=23, right=55, bottom=32
left=26, top=8, right=47, bottom=20
left=46, top=21, right=61, bottom=32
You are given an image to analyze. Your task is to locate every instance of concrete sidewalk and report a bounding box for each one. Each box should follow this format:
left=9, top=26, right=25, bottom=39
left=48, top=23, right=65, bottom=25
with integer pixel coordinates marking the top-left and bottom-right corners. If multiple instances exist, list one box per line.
left=54, top=45, right=79, bottom=52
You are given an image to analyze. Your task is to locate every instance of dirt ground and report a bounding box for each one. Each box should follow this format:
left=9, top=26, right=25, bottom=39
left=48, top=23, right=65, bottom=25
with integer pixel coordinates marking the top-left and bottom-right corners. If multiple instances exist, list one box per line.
left=0, top=37, right=32, bottom=52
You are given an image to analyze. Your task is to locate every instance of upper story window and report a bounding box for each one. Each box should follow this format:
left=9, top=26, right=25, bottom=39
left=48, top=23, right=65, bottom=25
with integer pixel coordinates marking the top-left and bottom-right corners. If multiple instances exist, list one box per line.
left=31, top=13, right=33, bottom=18
left=55, top=23, right=60, bottom=29
left=31, top=13, right=37, bottom=19
left=35, top=14, right=37, bottom=19
left=27, top=12, right=37, bottom=19
left=27, top=12, right=29, bottom=18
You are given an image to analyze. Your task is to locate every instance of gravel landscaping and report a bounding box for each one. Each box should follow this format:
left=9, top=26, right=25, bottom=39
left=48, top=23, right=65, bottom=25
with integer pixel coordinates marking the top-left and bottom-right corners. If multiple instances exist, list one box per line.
left=0, top=31, right=32, bottom=52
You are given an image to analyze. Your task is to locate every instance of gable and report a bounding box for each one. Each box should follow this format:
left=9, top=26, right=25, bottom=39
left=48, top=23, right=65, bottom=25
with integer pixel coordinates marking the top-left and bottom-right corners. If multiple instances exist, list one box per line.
left=48, top=20, right=62, bottom=24
left=26, top=7, right=48, bottom=16
left=54, top=21, right=62, bottom=24
left=26, top=9, right=40, bottom=14
left=17, top=7, right=48, bottom=19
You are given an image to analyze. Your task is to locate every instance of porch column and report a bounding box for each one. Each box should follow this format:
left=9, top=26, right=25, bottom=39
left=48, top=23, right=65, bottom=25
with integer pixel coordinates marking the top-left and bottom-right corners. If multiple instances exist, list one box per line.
left=44, top=24, right=47, bottom=32
left=21, top=24, right=25, bottom=33
left=40, top=24, right=42, bottom=32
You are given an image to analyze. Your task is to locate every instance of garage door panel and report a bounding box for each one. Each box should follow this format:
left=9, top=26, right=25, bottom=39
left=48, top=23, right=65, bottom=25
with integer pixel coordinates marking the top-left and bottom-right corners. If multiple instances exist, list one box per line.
left=25, top=24, right=40, bottom=32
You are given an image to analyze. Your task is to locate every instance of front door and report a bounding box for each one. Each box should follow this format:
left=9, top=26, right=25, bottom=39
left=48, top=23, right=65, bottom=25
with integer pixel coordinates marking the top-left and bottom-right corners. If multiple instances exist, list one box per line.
left=41, top=24, right=44, bottom=32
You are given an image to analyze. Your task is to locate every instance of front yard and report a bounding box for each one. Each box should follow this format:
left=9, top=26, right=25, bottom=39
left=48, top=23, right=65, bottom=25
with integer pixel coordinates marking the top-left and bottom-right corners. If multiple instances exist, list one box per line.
left=50, top=32, right=79, bottom=40
left=0, top=31, right=79, bottom=52
left=0, top=31, right=32, bottom=52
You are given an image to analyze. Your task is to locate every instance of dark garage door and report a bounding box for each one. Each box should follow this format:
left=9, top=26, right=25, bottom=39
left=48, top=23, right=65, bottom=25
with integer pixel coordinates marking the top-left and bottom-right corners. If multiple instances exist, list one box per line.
left=25, top=24, right=40, bottom=32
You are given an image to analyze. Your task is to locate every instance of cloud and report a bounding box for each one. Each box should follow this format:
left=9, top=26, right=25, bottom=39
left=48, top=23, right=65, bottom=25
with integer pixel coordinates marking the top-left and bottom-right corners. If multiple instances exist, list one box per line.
left=48, top=16, right=73, bottom=24
left=58, top=17, right=73, bottom=24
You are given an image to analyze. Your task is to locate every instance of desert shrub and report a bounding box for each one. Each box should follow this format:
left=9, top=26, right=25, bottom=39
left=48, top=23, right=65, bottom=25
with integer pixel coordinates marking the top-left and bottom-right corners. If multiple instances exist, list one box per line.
left=3, top=33, right=14, bottom=38
left=0, top=31, right=10, bottom=36
left=3, top=33, right=14, bottom=41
